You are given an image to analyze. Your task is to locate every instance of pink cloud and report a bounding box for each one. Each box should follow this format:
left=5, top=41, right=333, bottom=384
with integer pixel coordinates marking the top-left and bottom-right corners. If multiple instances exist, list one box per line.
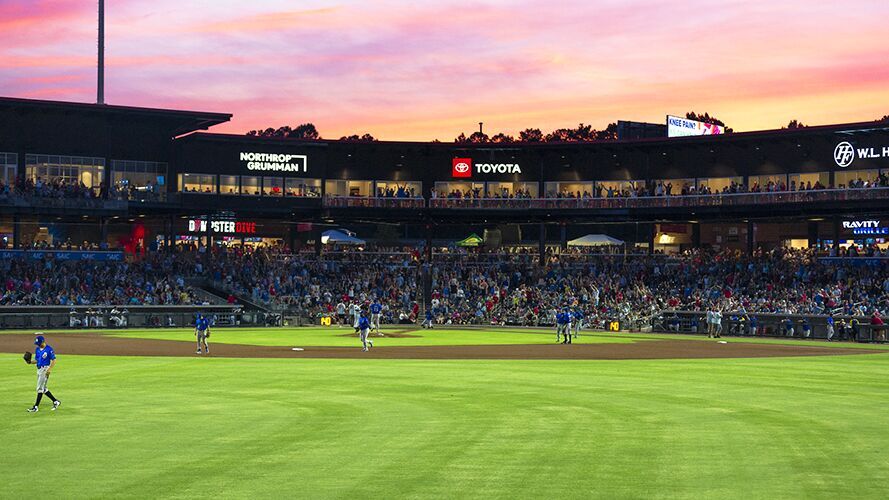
left=2, top=0, right=889, bottom=141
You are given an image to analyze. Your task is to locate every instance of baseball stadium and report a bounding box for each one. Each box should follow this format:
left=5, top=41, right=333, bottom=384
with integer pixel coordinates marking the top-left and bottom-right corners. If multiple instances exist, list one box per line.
left=3, top=1, right=889, bottom=499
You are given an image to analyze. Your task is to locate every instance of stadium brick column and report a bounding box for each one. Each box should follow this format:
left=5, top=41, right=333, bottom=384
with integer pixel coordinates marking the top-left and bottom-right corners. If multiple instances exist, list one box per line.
left=747, top=221, right=755, bottom=255
left=807, top=221, right=819, bottom=248
left=424, top=223, right=433, bottom=262
left=832, top=217, right=841, bottom=250
left=648, top=223, right=655, bottom=254
left=99, top=216, right=108, bottom=244
left=691, top=222, right=701, bottom=248
left=165, top=216, right=173, bottom=250
left=538, top=223, right=546, bottom=266
left=560, top=223, right=567, bottom=250
left=314, top=226, right=322, bottom=256
left=12, top=215, right=20, bottom=249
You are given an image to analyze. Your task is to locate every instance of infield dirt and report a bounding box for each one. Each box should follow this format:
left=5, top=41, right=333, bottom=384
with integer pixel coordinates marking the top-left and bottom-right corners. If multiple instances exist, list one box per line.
left=0, top=333, right=880, bottom=360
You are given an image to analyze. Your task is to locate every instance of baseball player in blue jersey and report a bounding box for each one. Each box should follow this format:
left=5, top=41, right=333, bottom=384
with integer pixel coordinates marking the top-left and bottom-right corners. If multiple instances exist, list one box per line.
left=27, top=335, right=61, bottom=412
left=358, top=312, right=374, bottom=352
left=370, top=301, right=384, bottom=336
left=421, top=309, right=434, bottom=329
left=572, top=308, right=584, bottom=339
left=556, top=309, right=571, bottom=344
left=195, top=314, right=211, bottom=355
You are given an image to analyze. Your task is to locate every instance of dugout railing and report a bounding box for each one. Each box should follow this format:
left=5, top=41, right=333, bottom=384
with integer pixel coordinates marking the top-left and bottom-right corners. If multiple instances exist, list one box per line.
left=0, top=305, right=283, bottom=330
left=654, top=310, right=888, bottom=343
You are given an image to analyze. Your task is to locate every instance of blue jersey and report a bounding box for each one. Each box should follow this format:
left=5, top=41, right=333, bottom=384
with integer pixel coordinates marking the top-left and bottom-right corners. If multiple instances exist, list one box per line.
left=573, top=310, right=584, bottom=320
left=35, top=344, right=56, bottom=368
left=827, top=317, right=835, bottom=326
left=557, top=312, right=570, bottom=325
left=196, top=318, right=210, bottom=331
left=358, top=316, right=371, bottom=330
left=425, top=311, right=432, bottom=320
left=370, top=303, right=382, bottom=314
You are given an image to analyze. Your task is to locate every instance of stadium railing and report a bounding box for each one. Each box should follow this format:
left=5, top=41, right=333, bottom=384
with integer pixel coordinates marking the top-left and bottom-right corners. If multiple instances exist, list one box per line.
left=431, top=187, right=889, bottom=209
left=429, top=198, right=533, bottom=209
left=323, top=195, right=425, bottom=209
left=655, top=310, right=888, bottom=343
left=0, top=194, right=128, bottom=211
left=0, top=305, right=273, bottom=330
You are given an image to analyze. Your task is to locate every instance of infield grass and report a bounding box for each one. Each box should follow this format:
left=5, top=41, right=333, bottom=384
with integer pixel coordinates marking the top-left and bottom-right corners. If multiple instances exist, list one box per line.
left=1, top=347, right=887, bottom=499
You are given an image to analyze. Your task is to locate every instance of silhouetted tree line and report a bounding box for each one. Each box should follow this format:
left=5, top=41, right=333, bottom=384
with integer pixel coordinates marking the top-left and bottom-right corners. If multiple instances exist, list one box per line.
left=454, top=123, right=619, bottom=144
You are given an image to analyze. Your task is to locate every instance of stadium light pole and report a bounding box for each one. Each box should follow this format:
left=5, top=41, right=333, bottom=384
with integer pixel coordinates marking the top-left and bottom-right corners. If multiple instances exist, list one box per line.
left=97, top=0, right=105, bottom=104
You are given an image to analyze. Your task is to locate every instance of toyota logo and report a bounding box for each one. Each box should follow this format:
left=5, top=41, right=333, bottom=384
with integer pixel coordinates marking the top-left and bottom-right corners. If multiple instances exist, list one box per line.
left=454, top=162, right=470, bottom=173
left=834, top=141, right=855, bottom=168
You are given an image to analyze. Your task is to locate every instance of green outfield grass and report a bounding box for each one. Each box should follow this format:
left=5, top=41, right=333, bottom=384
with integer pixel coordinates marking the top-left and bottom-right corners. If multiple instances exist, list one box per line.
left=103, top=327, right=640, bottom=347
left=1, top=346, right=888, bottom=498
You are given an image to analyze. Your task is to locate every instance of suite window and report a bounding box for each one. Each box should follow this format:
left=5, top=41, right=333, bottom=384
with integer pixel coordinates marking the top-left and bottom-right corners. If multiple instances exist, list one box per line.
left=433, top=181, right=485, bottom=198
left=285, top=178, right=321, bottom=197
left=651, top=178, right=692, bottom=196
left=111, top=160, right=167, bottom=193
left=596, top=180, right=640, bottom=197
left=695, top=176, right=742, bottom=194
left=788, top=172, right=829, bottom=190
left=220, top=175, right=239, bottom=195
left=0, top=152, right=16, bottom=185
left=747, top=174, right=787, bottom=191
left=179, top=173, right=216, bottom=193
left=487, top=181, right=537, bottom=198
left=25, top=154, right=105, bottom=191
left=325, top=180, right=372, bottom=197
left=545, top=182, right=593, bottom=198
left=241, top=176, right=260, bottom=196
left=835, top=169, right=879, bottom=188
left=375, top=181, right=421, bottom=198
left=263, top=177, right=284, bottom=196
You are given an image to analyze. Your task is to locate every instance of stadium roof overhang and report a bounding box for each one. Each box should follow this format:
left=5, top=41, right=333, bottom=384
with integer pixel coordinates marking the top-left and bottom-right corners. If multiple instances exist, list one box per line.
left=0, top=96, right=232, bottom=137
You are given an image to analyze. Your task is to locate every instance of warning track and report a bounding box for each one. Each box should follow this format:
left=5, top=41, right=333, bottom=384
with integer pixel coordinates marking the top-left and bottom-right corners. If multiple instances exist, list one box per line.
left=0, top=333, right=879, bottom=360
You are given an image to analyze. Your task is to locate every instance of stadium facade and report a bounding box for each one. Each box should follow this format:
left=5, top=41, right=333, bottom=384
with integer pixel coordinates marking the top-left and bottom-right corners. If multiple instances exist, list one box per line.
left=3, top=96, right=889, bottom=256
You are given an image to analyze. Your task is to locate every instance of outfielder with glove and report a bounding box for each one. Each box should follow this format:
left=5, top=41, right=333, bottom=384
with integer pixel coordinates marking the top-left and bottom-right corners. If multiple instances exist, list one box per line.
left=25, top=334, right=61, bottom=413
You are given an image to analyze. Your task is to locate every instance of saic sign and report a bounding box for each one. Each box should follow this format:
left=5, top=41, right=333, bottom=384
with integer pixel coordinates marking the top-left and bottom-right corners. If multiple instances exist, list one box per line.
left=188, top=219, right=257, bottom=235
left=451, top=157, right=522, bottom=178
left=834, top=142, right=889, bottom=168
left=842, top=220, right=889, bottom=235
left=239, top=152, right=308, bottom=173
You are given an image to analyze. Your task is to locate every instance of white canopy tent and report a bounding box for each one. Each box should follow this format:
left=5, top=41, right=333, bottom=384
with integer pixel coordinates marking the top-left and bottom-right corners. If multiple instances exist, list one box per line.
left=567, top=234, right=625, bottom=247
left=321, top=229, right=366, bottom=246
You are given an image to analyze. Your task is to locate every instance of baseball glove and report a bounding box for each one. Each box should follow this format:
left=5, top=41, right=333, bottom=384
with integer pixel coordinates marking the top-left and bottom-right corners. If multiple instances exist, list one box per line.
left=23, top=351, right=32, bottom=364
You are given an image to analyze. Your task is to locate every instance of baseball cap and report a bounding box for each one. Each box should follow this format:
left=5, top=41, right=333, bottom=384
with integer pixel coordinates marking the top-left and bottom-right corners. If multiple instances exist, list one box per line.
left=34, top=334, right=45, bottom=346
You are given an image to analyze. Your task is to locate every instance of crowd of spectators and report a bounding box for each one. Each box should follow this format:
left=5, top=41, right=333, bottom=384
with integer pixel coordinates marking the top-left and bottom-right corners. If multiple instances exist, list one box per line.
left=0, top=176, right=101, bottom=200
left=2, top=244, right=889, bottom=334
left=0, top=252, right=201, bottom=306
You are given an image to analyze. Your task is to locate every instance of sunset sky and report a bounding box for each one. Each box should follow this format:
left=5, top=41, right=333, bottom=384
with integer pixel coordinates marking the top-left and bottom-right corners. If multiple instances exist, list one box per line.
left=2, top=0, right=888, bottom=140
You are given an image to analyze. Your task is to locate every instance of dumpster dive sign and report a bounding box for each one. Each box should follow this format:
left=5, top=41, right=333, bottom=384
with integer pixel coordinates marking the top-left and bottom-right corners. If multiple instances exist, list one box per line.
left=188, top=219, right=257, bottom=235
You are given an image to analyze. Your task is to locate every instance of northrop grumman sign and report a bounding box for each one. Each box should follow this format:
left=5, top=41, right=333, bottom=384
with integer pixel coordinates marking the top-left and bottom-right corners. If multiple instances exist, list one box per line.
left=240, top=152, right=308, bottom=173
left=834, top=142, right=889, bottom=168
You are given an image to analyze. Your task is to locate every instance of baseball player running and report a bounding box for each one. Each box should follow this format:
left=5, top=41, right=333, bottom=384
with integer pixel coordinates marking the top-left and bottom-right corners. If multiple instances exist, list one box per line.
left=26, top=334, right=61, bottom=412
left=358, top=312, right=374, bottom=352
left=370, top=300, right=384, bottom=336
left=195, top=314, right=211, bottom=355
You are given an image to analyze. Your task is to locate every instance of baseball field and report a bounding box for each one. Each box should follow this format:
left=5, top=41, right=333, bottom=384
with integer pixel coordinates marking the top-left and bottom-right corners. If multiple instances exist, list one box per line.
left=1, top=327, right=887, bottom=499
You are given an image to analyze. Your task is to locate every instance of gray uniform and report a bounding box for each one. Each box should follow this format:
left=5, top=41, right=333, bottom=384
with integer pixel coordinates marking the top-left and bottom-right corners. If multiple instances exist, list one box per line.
left=36, top=366, right=50, bottom=393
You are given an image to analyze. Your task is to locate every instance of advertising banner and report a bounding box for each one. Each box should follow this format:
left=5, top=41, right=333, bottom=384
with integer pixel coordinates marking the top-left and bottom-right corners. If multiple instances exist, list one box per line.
left=0, top=250, right=125, bottom=261
left=667, top=115, right=724, bottom=137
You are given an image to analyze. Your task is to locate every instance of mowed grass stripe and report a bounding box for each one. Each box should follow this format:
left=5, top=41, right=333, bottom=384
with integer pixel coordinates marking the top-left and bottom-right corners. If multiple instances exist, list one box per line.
left=1, top=354, right=887, bottom=498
